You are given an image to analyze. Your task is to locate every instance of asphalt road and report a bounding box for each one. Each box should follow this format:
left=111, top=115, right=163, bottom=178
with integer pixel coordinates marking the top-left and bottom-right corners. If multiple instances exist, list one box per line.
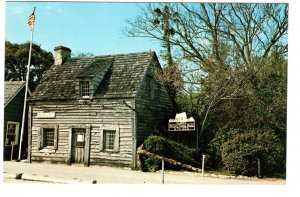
left=3, top=161, right=285, bottom=184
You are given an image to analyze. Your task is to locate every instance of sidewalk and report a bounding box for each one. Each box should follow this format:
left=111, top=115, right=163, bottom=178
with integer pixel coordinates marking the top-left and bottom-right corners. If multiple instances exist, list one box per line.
left=3, top=161, right=285, bottom=184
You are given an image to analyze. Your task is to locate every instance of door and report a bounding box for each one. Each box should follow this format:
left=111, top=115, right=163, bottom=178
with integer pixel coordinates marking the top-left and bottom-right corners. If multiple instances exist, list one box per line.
left=71, top=128, right=86, bottom=164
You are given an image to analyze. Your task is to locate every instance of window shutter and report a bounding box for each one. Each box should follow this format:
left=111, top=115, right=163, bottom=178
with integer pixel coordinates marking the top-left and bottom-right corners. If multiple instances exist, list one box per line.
left=38, top=128, right=44, bottom=149
left=54, top=125, right=58, bottom=150
left=99, top=129, right=104, bottom=151
left=114, top=128, right=120, bottom=152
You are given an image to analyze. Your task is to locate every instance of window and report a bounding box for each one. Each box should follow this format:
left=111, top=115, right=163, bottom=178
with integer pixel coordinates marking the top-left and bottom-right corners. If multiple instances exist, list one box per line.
left=103, top=130, right=116, bottom=150
left=5, top=122, right=19, bottom=145
left=100, top=128, right=120, bottom=152
left=80, top=81, right=90, bottom=98
left=38, top=125, right=58, bottom=150
left=44, top=128, right=55, bottom=147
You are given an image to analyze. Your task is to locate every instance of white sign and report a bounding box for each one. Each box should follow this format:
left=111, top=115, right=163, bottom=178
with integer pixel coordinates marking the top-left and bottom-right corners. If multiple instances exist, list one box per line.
left=168, top=112, right=195, bottom=131
left=37, top=112, right=56, bottom=118
left=77, top=134, right=84, bottom=142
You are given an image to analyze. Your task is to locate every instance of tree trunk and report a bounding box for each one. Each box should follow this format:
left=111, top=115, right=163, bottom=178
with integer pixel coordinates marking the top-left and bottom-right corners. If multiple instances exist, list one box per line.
left=137, top=145, right=201, bottom=172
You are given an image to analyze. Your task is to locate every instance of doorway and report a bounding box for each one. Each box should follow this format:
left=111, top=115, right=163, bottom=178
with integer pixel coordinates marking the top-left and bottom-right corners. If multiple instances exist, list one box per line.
left=71, top=128, right=86, bottom=164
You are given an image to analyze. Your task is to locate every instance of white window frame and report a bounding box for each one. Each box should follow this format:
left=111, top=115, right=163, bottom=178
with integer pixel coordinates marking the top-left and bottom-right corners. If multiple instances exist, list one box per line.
left=80, top=81, right=91, bottom=99
left=99, top=127, right=120, bottom=152
left=5, top=121, right=20, bottom=146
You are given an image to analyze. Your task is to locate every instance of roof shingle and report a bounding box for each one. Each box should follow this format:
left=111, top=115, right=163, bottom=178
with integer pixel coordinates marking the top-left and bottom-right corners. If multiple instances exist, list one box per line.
left=29, top=51, right=156, bottom=101
left=4, top=81, right=25, bottom=106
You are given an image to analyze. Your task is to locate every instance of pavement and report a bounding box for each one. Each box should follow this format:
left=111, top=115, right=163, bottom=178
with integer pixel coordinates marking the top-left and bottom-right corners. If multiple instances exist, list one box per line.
left=2, top=161, right=286, bottom=184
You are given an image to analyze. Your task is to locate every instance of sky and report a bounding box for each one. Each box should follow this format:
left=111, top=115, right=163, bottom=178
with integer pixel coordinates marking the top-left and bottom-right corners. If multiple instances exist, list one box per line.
left=5, top=1, right=162, bottom=57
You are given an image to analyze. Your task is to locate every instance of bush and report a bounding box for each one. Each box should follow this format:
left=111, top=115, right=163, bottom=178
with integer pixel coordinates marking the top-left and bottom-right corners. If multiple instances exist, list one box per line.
left=208, top=126, right=240, bottom=169
left=221, top=129, right=285, bottom=177
left=140, top=135, right=198, bottom=172
left=141, top=155, right=161, bottom=172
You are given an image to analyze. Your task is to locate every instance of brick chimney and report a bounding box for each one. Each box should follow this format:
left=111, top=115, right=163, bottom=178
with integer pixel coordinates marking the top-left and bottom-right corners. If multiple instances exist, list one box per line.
left=54, top=46, right=71, bottom=65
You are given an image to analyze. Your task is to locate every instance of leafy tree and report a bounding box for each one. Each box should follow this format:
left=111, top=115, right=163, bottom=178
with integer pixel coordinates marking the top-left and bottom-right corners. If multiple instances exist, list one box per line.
left=221, top=129, right=285, bottom=177
left=126, top=3, right=287, bottom=175
left=5, top=41, right=53, bottom=90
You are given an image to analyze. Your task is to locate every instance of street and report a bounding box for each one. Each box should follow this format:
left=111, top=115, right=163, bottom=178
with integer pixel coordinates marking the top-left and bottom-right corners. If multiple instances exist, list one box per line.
left=3, top=161, right=285, bottom=184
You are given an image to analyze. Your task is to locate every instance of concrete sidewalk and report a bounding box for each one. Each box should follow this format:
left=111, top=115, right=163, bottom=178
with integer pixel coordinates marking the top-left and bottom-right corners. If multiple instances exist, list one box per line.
left=3, top=161, right=285, bottom=184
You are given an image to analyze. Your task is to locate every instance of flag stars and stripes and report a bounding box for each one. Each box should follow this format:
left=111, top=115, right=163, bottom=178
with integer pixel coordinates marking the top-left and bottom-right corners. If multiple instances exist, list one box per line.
left=28, top=10, right=35, bottom=31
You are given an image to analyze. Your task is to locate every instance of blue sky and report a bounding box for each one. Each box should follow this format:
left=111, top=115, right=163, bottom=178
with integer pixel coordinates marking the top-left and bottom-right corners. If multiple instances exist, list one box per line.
left=5, top=1, right=162, bottom=56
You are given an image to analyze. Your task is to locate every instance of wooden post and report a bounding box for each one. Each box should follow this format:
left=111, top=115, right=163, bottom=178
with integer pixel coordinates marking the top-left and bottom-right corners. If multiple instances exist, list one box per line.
left=67, top=128, right=72, bottom=165
left=162, top=158, right=165, bottom=184
left=257, top=158, right=261, bottom=178
left=84, top=125, right=91, bottom=167
left=11, top=142, right=15, bottom=161
left=202, top=154, right=205, bottom=178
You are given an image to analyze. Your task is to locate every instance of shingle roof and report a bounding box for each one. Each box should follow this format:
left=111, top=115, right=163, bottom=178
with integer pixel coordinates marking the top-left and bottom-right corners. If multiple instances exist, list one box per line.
left=4, top=81, right=25, bottom=107
left=76, top=58, right=114, bottom=78
left=29, top=51, right=156, bottom=101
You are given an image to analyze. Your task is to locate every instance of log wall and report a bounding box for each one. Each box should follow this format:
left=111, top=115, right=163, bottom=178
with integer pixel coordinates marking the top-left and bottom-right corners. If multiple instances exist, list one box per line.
left=135, top=60, right=174, bottom=145
left=30, top=99, right=134, bottom=168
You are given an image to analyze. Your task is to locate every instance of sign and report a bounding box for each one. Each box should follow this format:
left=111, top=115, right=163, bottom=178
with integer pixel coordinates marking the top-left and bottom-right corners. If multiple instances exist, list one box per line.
left=77, top=134, right=84, bottom=142
left=37, top=112, right=55, bottom=118
left=168, top=112, right=195, bottom=131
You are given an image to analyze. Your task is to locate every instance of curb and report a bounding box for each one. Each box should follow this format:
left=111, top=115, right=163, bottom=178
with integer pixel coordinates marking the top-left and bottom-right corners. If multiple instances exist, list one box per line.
left=3, top=173, right=97, bottom=184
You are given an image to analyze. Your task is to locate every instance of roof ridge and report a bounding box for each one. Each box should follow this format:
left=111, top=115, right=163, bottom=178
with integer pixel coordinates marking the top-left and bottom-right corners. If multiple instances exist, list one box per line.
left=96, top=50, right=154, bottom=57
left=70, top=51, right=154, bottom=60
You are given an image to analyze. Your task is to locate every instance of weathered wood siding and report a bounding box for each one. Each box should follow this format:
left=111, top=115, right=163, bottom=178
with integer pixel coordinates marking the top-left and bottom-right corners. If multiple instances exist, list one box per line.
left=30, top=99, right=133, bottom=168
left=3, top=87, right=27, bottom=160
left=135, top=59, right=174, bottom=145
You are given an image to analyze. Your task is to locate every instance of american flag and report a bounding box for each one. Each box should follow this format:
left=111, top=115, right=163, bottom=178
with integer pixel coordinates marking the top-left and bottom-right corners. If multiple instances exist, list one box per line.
left=28, top=8, right=35, bottom=31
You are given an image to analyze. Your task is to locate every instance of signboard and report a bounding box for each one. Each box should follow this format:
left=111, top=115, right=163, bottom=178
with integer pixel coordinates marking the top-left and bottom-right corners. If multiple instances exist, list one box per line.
left=37, top=112, right=56, bottom=118
left=168, top=112, right=195, bottom=131
left=77, top=134, right=84, bottom=142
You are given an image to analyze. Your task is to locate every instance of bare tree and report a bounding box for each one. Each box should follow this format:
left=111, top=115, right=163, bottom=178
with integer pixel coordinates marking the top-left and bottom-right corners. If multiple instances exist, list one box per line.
left=124, top=2, right=288, bottom=140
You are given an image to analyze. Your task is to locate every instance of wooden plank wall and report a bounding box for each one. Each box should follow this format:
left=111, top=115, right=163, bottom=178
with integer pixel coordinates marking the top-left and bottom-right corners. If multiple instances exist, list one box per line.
left=4, top=87, right=27, bottom=160
left=30, top=99, right=133, bottom=168
left=135, top=61, right=174, bottom=145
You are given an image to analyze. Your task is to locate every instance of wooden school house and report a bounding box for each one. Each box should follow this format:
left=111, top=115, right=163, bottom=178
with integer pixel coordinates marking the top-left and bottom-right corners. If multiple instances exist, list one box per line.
left=27, top=46, right=174, bottom=169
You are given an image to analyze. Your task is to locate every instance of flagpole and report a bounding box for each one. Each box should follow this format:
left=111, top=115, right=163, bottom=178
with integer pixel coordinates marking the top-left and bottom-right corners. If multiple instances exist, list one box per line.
left=18, top=7, right=35, bottom=161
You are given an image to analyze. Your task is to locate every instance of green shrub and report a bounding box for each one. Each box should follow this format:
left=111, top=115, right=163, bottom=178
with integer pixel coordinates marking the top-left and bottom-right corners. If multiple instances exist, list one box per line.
left=221, top=129, right=285, bottom=177
left=140, top=135, right=198, bottom=172
left=208, top=126, right=240, bottom=168
left=141, top=155, right=161, bottom=172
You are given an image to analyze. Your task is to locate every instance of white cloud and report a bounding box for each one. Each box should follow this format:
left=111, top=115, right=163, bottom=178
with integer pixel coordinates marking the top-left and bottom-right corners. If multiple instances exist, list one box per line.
left=43, top=3, right=66, bottom=15
left=45, top=5, right=53, bottom=10
left=6, top=5, right=26, bottom=14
